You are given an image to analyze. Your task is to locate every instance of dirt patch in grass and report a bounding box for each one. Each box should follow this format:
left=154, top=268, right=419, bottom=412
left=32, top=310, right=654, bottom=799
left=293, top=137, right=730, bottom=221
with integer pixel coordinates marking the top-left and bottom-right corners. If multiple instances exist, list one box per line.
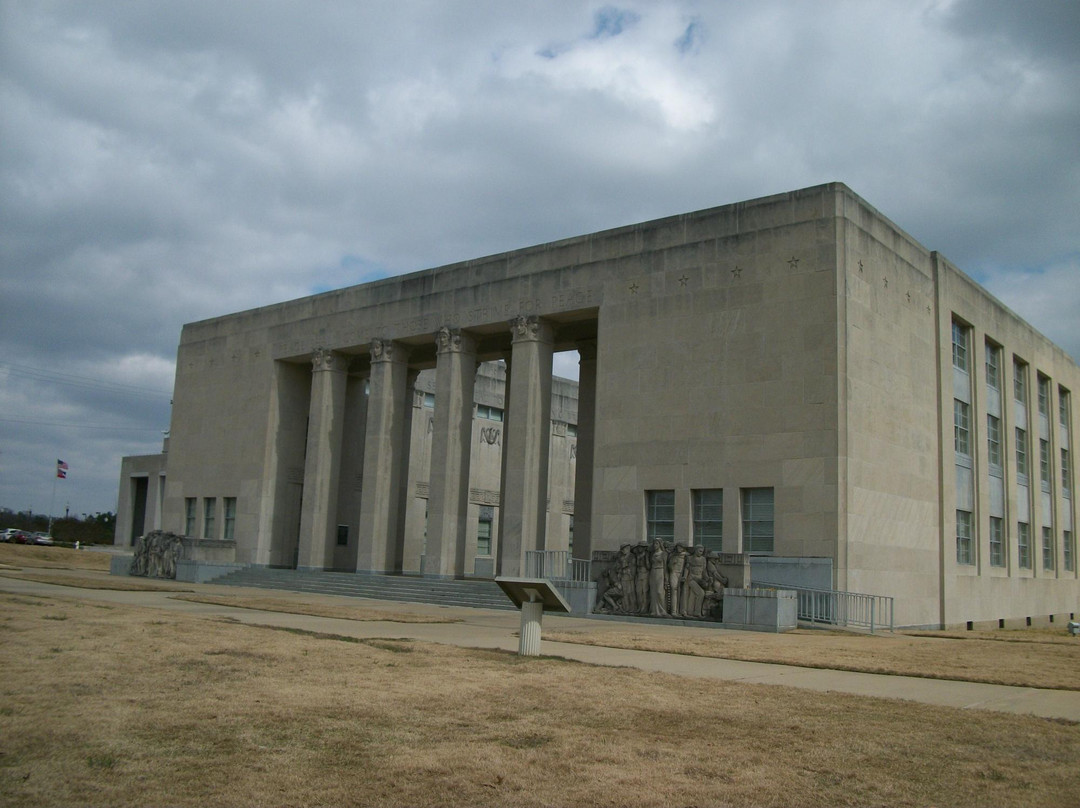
left=173, top=593, right=463, bottom=624
left=0, top=591, right=1077, bottom=807
left=544, top=625, right=1080, bottom=691
left=0, top=570, right=192, bottom=592
left=0, top=544, right=112, bottom=571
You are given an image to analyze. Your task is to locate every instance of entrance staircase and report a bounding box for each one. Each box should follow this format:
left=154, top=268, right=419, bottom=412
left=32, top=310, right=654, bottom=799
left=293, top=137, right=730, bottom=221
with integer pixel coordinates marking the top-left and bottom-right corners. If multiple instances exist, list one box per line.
left=207, top=566, right=515, bottom=611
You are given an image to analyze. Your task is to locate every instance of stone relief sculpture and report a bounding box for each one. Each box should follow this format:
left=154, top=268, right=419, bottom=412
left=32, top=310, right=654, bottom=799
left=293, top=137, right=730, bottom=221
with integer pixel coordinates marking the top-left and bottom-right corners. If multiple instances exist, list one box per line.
left=129, top=530, right=185, bottom=580
left=594, top=540, right=732, bottom=621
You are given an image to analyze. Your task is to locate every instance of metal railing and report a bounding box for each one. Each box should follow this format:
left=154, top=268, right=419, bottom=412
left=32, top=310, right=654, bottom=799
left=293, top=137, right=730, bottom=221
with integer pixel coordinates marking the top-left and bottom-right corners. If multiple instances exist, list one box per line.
left=754, top=580, right=894, bottom=633
left=524, top=550, right=592, bottom=583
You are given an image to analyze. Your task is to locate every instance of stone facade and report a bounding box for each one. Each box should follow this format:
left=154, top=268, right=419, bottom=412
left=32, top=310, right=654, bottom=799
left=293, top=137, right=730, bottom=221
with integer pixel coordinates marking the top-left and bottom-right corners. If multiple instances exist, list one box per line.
left=115, top=183, right=1080, bottom=628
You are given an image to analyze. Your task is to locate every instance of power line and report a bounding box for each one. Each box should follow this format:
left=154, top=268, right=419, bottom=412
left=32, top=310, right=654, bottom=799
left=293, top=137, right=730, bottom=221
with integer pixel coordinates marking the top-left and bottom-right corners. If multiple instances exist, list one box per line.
left=0, top=417, right=166, bottom=433
left=0, top=361, right=173, bottom=400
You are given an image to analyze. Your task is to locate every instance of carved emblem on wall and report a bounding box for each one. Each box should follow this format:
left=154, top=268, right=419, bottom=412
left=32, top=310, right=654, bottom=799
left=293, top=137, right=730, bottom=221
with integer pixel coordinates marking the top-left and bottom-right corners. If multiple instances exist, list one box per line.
left=593, top=541, right=733, bottom=621
left=570, top=443, right=577, bottom=460
left=479, top=426, right=501, bottom=446
left=469, top=487, right=500, bottom=506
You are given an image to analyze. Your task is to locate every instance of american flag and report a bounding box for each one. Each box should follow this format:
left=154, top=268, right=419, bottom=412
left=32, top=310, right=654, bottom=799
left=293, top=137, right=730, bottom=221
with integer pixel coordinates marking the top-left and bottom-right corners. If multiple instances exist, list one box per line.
left=56, top=459, right=68, bottom=479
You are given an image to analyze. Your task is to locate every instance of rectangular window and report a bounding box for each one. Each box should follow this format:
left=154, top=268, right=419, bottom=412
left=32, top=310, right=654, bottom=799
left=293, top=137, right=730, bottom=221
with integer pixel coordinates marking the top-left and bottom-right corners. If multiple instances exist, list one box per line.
left=953, top=399, right=971, bottom=456
left=1038, top=375, right=1050, bottom=417
left=742, top=488, right=775, bottom=553
left=646, top=490, right=675, bottom=541
left=1065, top=531, right=1074, bottom=573
left=476, top=404, right=504, bottom=422
left=336, top=524, right=349, bottom=547
left=1063, top=449, right=1072, bottom=499
left=1016, top=428, right=1029, bottom=478
left=476, top=515, right=492, bottom=556
left=951, top=321, right=969, bottom=372
left=985, top=342, right=1001, bottom=391
left=1040, top=439, right=1051, bottom=490
left=1018, top=522, right=1031, bottom=569
left=223, top=497, right=237, bottom=540
left=203, top=498, right=216, bottom=539
left=956, top=510, right=974, bottom=565
left=1061, top=388, right=1071, bottom=428
left=1014, top=359, right=1027, bottom=403
left=1042, top=526, right=1055, bottom=571
left=692, top=489, right=723, bottom=552
left=423, top=392, right=435, bottom=409
left=987, top=415, right=1002, bottom=470
left=989, top=517, right=1004, bottom=568
left=184, top=498, right=196, bottom=536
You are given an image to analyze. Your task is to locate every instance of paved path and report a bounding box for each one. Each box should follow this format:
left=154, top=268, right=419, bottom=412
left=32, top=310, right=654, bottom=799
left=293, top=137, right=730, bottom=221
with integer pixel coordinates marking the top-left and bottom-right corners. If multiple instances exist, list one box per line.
left=3, top=572, right=1079, bottom=722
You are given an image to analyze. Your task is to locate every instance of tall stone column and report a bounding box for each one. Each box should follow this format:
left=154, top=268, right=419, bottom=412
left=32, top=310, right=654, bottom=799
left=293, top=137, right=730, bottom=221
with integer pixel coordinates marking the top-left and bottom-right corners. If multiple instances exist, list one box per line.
left=296, top=348, right=348, bottom=571
left=572, top=339, right=597, bottom=561
left=498, top=315, right=554, bottom=576
left=396, top=369, right=422, bottom=572
left=424, top=327, right=478, bottom=578
left=494, top=352, right=512, bottom=570
left=356, top=338, right=410, bottom=574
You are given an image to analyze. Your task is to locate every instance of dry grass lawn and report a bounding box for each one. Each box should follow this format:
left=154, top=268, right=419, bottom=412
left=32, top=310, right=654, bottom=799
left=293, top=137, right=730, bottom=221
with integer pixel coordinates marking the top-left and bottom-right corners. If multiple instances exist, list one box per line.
left=0, top=544, right=111, bottom=571
left=172, top=593, right=465, bottom=624
left=0, top=569, right=194, bottom=592
left=545, top=625, right=1080, bottom=691
left=1, top=591, right=1078, bottom=808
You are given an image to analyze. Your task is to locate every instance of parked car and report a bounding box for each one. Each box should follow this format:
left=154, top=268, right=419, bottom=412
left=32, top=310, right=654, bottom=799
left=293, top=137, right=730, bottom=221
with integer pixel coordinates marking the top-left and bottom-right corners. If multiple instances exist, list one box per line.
left=1, top=528, right=29, bottom=543
left=31, top=532, right=54, bottom=545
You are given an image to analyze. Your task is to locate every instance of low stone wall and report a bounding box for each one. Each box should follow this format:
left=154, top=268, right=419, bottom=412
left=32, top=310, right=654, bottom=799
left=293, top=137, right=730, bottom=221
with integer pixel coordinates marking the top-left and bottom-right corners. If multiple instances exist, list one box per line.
left=175, top=559, right=247, bottom=583
left=721, top=588, right=798, bottom=633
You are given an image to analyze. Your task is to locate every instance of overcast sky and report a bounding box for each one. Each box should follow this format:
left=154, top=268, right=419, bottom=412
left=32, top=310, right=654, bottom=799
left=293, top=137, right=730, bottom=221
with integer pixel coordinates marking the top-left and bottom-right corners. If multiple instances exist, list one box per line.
left=1, top=0, right=1078, bottom=521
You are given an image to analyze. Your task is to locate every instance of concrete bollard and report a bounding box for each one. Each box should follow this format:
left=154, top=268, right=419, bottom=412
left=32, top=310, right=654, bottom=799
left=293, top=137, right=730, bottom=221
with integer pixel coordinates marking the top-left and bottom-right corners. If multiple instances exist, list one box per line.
left=519, top=599, right=544, bottom=656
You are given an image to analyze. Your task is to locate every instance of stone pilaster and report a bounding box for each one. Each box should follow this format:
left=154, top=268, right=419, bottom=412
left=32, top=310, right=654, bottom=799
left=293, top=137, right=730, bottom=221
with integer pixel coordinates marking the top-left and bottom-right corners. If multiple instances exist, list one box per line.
left=356, top=338, right=410, bottom=574
left=498, top=315, right=554, bottom=576
left=424, top=327, right=478, bottom=578
left=572, top=339, right=597, bottom=561
left=296, top=348, right=348, bottom=571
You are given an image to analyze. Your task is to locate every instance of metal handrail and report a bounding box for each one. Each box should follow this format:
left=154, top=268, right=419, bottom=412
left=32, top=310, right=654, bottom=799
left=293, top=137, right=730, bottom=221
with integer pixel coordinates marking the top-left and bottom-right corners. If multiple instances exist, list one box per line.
left=524, top=550, right=592, bottom=583
left=754, top=580, right=894, bottom=633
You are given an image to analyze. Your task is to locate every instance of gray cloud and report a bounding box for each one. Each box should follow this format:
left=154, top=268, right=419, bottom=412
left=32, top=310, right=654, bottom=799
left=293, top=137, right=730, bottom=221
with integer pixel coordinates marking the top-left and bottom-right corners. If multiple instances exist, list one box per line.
left=1, top=0, right=1077, bottom=517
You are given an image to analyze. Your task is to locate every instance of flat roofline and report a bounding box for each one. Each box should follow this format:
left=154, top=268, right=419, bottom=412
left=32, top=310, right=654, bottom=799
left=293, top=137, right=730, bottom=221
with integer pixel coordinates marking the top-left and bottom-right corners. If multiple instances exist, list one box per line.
left=184, top=181, right=862, bottom=332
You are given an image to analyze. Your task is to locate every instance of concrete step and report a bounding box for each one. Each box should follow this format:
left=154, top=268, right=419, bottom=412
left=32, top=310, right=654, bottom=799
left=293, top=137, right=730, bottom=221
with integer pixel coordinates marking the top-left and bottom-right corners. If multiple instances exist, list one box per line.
left=208, top=567, right=515, bottom=611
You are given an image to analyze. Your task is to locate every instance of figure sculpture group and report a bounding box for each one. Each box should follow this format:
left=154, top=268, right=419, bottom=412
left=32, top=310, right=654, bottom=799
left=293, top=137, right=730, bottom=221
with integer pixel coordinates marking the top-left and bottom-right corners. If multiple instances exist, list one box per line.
left=595, top=540, right=729, bottom=620
left=129, top=530, right=184, bottom=579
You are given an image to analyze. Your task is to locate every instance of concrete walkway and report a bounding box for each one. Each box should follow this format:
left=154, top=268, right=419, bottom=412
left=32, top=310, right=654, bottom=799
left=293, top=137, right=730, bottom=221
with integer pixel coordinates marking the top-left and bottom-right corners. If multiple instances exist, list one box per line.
left=3, top=572, right=1079, bottom=722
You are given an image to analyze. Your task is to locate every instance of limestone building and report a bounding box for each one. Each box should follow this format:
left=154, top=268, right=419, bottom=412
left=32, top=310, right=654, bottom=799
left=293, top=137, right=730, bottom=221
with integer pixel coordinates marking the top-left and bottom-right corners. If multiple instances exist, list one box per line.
left=115, top=183, right=1079, bottom=628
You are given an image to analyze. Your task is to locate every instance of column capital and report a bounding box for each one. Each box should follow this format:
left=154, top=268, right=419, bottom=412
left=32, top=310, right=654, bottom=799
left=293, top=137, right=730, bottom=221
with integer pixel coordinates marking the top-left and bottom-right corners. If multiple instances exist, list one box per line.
left=311, top=347, right=348, bottom=373
left=509, top=315, right=553, bottom=344
left=435, top=326, right=477, bottom=355
left=370, top=338, right=408, bottom=364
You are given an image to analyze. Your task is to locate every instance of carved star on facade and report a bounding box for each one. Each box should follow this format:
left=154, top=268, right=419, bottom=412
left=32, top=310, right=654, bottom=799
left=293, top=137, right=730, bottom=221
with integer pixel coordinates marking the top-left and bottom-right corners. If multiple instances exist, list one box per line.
left=787, top=256, right=800, bottom=269
left=629, top=283, right=639, bottom=295
left=731, top=266, right=742, bottom=278
left=678, top=275, right=688, bottom=286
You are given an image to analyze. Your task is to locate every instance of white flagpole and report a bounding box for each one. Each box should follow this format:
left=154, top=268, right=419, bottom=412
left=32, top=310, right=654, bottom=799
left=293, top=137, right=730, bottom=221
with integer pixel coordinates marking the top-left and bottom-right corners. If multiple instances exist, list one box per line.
left=48, top=464, right=58, bottom=536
